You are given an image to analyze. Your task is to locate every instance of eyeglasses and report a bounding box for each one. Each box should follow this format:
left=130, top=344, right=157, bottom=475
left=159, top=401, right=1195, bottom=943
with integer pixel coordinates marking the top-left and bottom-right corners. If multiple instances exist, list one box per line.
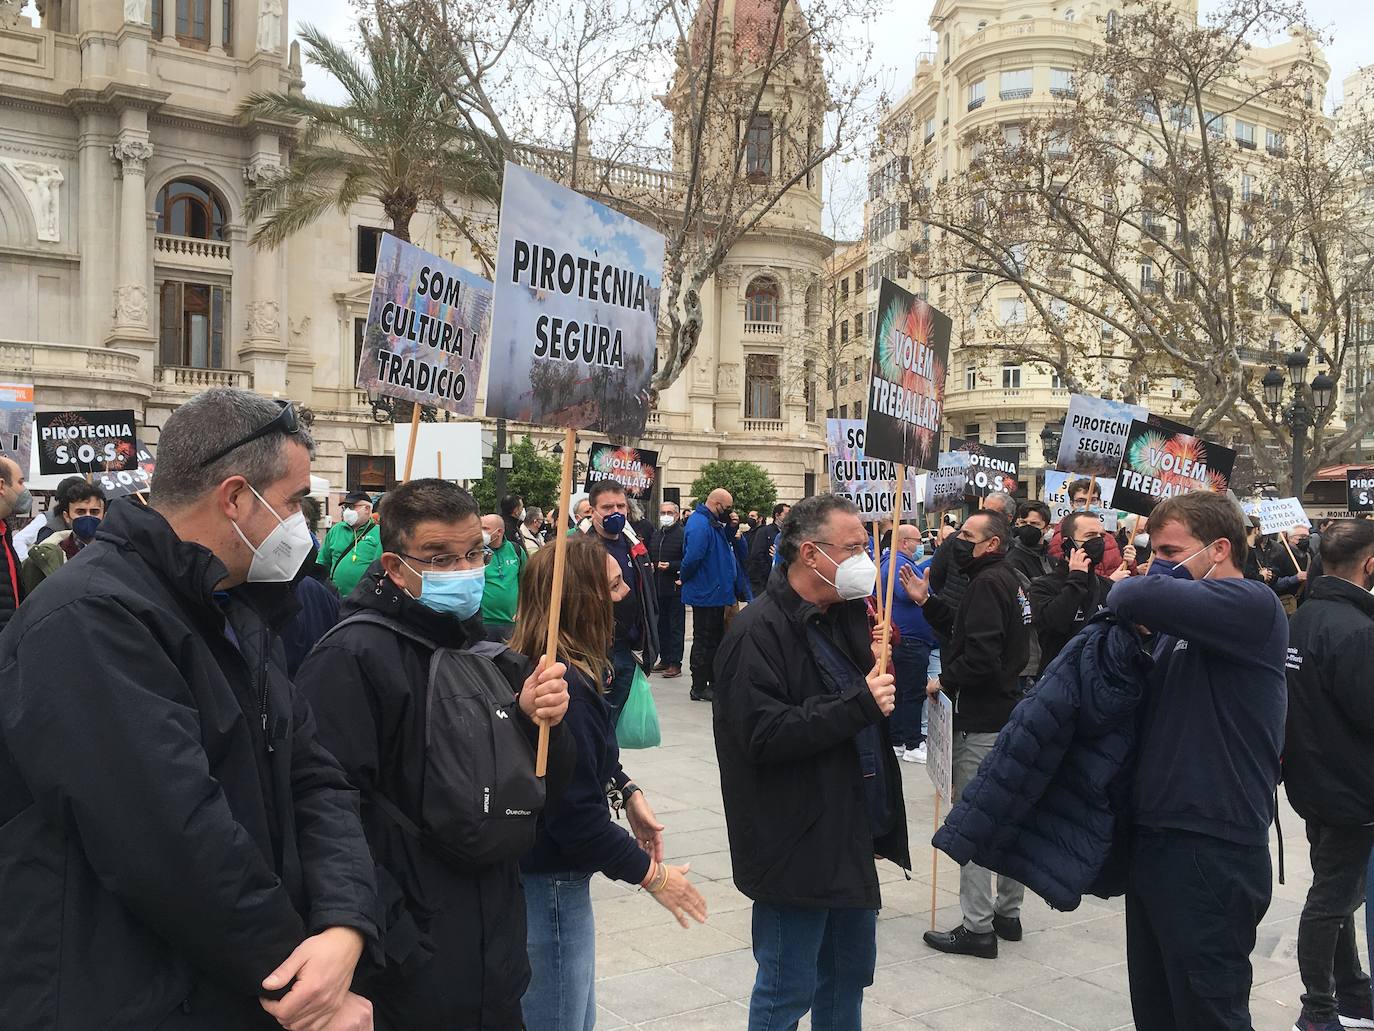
left=198, top=400, right=299, bottom=468
left=811, top=539, right=868, bottom=557
left=397, top=549, right=490, bottom=571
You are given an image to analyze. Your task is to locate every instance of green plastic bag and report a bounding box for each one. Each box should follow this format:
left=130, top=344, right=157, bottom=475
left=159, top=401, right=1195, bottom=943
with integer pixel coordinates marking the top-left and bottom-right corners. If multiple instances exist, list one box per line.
left=617, top=665, right=661, bottom=749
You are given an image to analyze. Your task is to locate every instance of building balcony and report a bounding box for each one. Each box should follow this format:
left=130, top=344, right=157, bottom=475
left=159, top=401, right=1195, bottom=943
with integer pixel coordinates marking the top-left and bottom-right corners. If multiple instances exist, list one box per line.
left=1, top=339, right=151, bottom=406
left=743, top=418, right=786, bottom=434
left=155, top=365, right=253, bottom=392
left=1237, top=137, right=1257, bottom=151
left=999, top=88, right=1033, bottom=101
left=743, top=321, right=783, bottom=337
left=967, top=97, right=986, bottom=111
left=154, top=234, right=232, bottom=270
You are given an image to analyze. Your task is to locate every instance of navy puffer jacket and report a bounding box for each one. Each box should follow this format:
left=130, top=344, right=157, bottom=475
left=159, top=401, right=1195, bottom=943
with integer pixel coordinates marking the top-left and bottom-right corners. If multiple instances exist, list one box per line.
left=932, top=614, right=1152, bottom=911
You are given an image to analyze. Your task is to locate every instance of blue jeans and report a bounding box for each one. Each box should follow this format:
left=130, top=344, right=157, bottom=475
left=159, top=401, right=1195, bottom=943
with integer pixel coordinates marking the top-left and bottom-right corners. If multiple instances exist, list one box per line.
left=522, top=871, right=596, bottom=1031
left=924, top=649, right=941, bottom=738
left=748, top=902, right=877, bottom=1031
left=606, top=644, right=638, bottom=726
left=657, top=594, right=685, bottom=666
left=890, top=637, right=933, bottom=749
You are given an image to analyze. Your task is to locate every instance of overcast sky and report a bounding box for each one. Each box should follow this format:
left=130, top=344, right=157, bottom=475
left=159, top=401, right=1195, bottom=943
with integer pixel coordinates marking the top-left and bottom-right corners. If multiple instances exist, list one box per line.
left=289, top=0, right=1371, bottom=237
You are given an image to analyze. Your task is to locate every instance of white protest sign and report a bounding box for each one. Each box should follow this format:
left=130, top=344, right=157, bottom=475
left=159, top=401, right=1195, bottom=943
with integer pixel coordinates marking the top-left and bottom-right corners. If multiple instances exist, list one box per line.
left=1043, top=471, right=1119, bottom=529
left=926, top=690, right=953, bottom=804
left=1056, top=394, right=1147, bottom=477
left=826, top=419, right=923, bottom=517
left=393, top=422, right=483, bottom=481
left=1258, top=497, right=1311, bottom=536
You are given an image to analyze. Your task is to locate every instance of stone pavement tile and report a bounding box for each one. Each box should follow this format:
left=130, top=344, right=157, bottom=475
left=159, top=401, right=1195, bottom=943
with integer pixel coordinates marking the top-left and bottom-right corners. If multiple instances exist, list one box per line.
left=671, top=824, right=733, bottom=855
left=616, top=920, right=748, bottom=964
left=702, top=904, right=756, bottom=946
left=692, top=876, right=754, bottom=913
left=868, top=957, right=989, bottom=1016
left=591, top=874, right=637, bottom=901
left=795, top=999, right=908, bottom=1029
left=656, top=805, right=729, bottom=835
left=918, top=995, right=1077, bottom=1030
left=1249, top=987, right=1302, bottom=1031
left=594, top=891, right=681, bottom=935
left=594, top=932, right=661, bottom=979
left=921, top=949, right=1069, bottom=994
left=662, top=849, right=736, bottom=882
left=595, top=1004, right=630, bottom=1029
left=1079, top=962, right=1129, bottom=996
left=595, top=966, right=728, bottom=1024
left=671, top=946, right=757, bottom=1000
left=1019, top=921, right=1136, bottom=977
left=636, top=1000, right=750, bottom=1029
left=1004, top=975, right=1136, bottom=1031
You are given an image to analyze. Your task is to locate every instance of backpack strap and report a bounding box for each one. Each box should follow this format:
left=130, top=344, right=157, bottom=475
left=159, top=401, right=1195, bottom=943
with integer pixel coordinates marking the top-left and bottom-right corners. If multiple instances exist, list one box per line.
left=313, top=608, right=440, bottom=653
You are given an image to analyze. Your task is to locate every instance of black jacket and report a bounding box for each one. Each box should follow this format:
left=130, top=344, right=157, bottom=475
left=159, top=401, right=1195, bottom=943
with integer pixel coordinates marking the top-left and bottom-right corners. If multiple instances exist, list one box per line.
left=1029, top=564, right=1116, bottom=674
left=0, top=518, right=21, bottom=633
left=0, top=500, right=377, bottom=1031
left=1006, top=540, right=1053, bottom=584
left=1284, top=575, right=1374, bottom=826
left=921, top=551, right=1031, bottom=733
left=649, top=521, right=686, bottom=599
left=927, top=533, right=970, bottom=642
left=581, top=525, right=660, bottom=670
left=745, top=522, right=783, bottom=597
left=293, top=566, right=575, bottom=1029
left=712, top=566, right=910, bottom=909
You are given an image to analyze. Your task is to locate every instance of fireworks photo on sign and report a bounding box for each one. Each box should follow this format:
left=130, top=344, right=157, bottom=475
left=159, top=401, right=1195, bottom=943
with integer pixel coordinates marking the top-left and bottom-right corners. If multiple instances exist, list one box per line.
left=584, top=443, right=658, bottom=500
left=1112, top=419, right=1236, bottom=517
left=862, top=279, right=950, bottom=470
left=34, top=409, right=138, bottom=476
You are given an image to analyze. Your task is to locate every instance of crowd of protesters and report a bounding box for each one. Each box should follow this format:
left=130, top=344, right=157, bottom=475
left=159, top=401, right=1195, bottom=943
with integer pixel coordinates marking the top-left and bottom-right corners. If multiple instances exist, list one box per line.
left=1, top=388, right=1372, bottom=1031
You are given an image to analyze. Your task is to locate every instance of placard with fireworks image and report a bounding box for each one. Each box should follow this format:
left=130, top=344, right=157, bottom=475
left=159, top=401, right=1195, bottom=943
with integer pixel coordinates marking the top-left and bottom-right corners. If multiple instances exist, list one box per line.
left=34, top=409, right=138, bottom=476
left=584, top=442, right=659, bottom=500
left=1112, top=419, right=1236, bottom=517
left=862, top=279, right=950, bottom=470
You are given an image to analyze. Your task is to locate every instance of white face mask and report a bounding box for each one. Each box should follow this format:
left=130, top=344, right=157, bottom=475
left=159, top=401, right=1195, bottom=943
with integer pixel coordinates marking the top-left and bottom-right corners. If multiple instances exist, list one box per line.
left=230, top=483, right=314, bottom=583
left=341, top=507, right=361, bottom=527
left=1133, top=534, right=1150, bottom=549
left=813, top=544, right=878, bottom=601
left=659, top=514, right=676, bottom=527
left=482, top=530, right=493, bottom=548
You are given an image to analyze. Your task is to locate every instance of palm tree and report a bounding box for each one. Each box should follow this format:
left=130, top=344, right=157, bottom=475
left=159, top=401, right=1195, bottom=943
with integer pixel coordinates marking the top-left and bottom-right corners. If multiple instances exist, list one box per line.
left=239, top=15, right=498, bottom=247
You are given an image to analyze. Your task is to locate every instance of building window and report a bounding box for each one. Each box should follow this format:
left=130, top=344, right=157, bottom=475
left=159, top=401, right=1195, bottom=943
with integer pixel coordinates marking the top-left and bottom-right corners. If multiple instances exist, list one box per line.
left=964, top=422, right=981, bottom=443
left=158, top=281, right=228, bottom=369
left=156, top=179, right=227, bottom=240
left=805, top=360, right=817, bottom=421
left=1002, top=363, right=1022, bottom=389
left=745, top=277, right=780, bottom=322
left=968, top=79, right=987, bottom=111
left=1051, top=370, right=1066, bottom=389
left=1235, top=120, right=1257, bottom=149
left=1266, top=128, right=1286, bottom=156
left=852, top=400, right=863, bottom=420
left=998, top=298, right=1026, bottom=324
left=746, top=115, right=773, bottom=179
left=1050, top=68, right=1075, bottom=97
left=745, top=354, right=782, bottom=419
left=840, top=279, right=849, bottom=302
left=840, top=322, right=849, bottom=346
left=1106, top=10, right=1120, bottom=33
left=175, top=0, right=210, bottom=46
left=840, top=404, right=849, bottom=419
left=996, top=420, right=1027, bottom=446
left=354, top=318, right=367, bottom=379
left=1241, top=173, right=1254, bottom=202
left=853, top=356, right=865, bottom=381
left=965, top=364, right=977, bottom=390
left=223, top=0, right=232, bottom=48
left=358, top=226, right=385, bottom=274
left=853, top=313, right=863, bottom=340
left=1204, top=111, right=1225, bottom=138
left=854, top=269, right=864, bottom=291
left=1002, top=123, right=1023, bottom=150
left=1000, top=69, right=1032, bottom=100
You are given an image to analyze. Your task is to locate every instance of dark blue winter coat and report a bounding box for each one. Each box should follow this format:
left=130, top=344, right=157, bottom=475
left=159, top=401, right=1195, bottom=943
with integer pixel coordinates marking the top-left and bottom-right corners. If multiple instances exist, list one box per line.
left=931, top=614, right=1153, bottom=911
left=681, top=504, right=751, bottom=607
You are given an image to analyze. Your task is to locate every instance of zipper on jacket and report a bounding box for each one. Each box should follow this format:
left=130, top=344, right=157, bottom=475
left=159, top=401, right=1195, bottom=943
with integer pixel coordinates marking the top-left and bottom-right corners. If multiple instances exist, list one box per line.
left=258, top=625, right=274, bottom=754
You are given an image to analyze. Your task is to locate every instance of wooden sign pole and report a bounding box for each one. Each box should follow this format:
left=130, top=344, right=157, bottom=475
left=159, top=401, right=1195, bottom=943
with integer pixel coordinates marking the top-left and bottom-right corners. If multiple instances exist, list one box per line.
left=1279, top=530, right=1301, bottom=570
left=930, top=794, right=941, bottom=931
left=437, top=452, right=443, bottom=481
left=401, top=404, right=422, bottom=483
left=536, top=427, right=578, bottom=777
left=872, top=520, right=884, bottom=622
left=877, top=464, right=905, bottom=672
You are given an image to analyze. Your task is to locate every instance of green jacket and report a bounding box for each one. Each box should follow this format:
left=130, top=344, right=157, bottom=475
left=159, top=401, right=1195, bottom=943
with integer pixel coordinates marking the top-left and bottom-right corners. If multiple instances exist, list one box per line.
left=19, top=530, right=75, bottom=595
left=317, top=519, right=383, bottom=597
left=480, top=539, right=526, bottom=627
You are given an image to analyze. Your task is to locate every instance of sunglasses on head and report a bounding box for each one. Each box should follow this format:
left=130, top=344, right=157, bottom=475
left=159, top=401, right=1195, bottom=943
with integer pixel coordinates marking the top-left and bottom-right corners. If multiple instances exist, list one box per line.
left=197, top=400, right=299, bottom=468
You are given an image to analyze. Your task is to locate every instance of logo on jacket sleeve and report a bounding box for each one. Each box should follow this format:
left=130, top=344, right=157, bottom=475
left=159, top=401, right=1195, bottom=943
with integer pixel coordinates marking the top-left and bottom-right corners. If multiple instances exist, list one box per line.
left=1285, top=647, right=1303, bottom=671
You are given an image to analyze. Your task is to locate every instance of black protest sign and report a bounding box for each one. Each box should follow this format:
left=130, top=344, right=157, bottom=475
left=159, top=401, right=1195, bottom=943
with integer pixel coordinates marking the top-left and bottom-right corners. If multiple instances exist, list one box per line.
left=862, top=279, right=950, bottom=469
left=948, top=437, right=1020, bottom=497
left=1112, top=419, right=1236, bottom=517
left=584, top=443, right=659, bottom=500
left=35, top=410, right=137, bottom=476
left=1348, top=469, right=1374, bottom=512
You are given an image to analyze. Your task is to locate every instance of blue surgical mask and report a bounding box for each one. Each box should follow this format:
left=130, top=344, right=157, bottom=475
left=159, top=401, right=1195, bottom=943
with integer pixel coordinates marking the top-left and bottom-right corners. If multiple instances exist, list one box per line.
left=403, top=560, right=485, bottom=619
left=72, top=515, right=102, bottom=541
left=601, top=512, right=627, bottom=536
left=912, top=544, right=926, bottom=561
left=1146, top=541, right=1218, bottom=581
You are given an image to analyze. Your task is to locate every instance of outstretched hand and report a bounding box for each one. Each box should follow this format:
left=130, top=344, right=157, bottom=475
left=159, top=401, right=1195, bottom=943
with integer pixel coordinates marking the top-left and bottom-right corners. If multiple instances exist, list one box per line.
left=898, top=564, right=929, bottom=605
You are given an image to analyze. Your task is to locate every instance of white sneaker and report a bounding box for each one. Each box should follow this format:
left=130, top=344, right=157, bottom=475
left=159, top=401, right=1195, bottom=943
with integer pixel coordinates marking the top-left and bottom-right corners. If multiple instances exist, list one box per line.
left=1339, top=1014, right=1374, bottom=1029
left=903, top=744, right=928, bottom=764
left=893, top=745, right=905, bottom=756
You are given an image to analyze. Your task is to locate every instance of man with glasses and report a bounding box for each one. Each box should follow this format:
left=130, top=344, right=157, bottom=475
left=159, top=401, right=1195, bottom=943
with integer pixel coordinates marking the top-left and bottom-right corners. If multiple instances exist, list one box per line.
left=1029, top=510, right=1130, bottom=673
left=293, top=477, right=573, bottom=1030
left=318, top=489, right=382, bottom=597
left=0, top=388, right=378, bottom=1030
left=901, top=509, right=1031, bottom=959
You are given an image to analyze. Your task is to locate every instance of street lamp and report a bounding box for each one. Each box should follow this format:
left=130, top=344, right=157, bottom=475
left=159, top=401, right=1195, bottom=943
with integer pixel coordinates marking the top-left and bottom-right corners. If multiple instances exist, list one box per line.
left=1039, top=420, right=1063, bottom=466
left=1263, top=348, right=1334, bottom=499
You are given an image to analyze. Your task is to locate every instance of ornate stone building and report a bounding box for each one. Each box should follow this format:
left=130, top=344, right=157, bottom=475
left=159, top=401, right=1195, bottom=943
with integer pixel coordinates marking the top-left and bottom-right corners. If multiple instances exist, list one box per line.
left=0, top=0, right=831, bottom=505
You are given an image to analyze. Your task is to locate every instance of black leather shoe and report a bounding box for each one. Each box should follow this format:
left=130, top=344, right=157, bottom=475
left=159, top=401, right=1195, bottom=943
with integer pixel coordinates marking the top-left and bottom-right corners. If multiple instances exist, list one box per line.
left=689, top=687, right=715, bottom=702
left=922, top=925, right=997, bottom=959
left=992, top=915, right=1023, bottom=942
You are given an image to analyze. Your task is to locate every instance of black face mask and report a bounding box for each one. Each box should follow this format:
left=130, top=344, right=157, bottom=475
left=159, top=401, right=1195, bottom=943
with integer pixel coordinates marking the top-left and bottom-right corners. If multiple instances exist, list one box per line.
left=951, top=537, right=978, bottom=570
left=1291, top=536, right=1309, bottom=553
left=1071, top=537, right=1107, bottom=565
left=1014, top=524, right=1043, bottom=549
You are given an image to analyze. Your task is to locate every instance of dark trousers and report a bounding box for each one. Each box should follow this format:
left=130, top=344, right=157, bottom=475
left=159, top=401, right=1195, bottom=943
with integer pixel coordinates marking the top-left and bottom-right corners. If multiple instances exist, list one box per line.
left=1297, top=821, right=1374, bottom=1021
left=889, top=637, right=932, bottom=750
left=1125, top=828, right=1270, bottom=1031
left=656, top=594, right=685, bottom=666
left=689, top=606, right=726, bottom=693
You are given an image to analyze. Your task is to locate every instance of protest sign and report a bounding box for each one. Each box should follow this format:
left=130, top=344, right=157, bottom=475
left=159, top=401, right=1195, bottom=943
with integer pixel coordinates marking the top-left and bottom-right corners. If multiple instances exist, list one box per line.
left=486, top=162, right=663, bottom=440
left=1347, top=470, right=1374, bottom=512
left=1056, top=394, right=1147, bottom=476
left=585, top=443, right=659, bottom=500
left=863, top=279, right=949, bottom=469
left=826, top=420, right=922, bottom=516
left=34, top=409, right=137, bottom=476
left=357, top=234, right=492, bottom=418
left=1043, top=471, right=1119, bottom=528
left=926, top=691, right=953, bottom=804
left=1258, top=497, right=1311, bottom=535
left=1112, top=419, right=1236, bottom=517
left=393, top=422, right=483, bottom=482
left=924, top=452, right=971, bottom=513
left=0, top=383, right=33, bottom=475
left=95, top=467, right=151, bottom=498
left=948, top=437, right=1020, bottom=497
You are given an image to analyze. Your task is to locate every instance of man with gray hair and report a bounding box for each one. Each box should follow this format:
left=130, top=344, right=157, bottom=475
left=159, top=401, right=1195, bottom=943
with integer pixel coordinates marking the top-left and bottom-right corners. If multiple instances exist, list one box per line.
left=713, top=493, right=907, bottom=1028
left=0, top=388, right=377, bottom=1031
left=928, top=490, right=1016, bottom=622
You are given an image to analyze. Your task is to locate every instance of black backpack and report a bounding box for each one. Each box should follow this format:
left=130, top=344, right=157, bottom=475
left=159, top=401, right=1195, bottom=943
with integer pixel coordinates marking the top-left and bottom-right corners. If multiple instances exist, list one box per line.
left=314, top=610, right=545, bottom=868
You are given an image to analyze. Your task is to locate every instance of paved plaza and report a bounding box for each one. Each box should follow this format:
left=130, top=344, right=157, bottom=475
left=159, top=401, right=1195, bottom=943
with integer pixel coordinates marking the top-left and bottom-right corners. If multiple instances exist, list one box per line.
left=589, top=661, right=1349, bottom=1030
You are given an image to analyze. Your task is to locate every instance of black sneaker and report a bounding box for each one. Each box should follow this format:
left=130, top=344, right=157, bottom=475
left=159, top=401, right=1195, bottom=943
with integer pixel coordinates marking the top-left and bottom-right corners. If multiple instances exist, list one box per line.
left=922, top=924, right=998, bottom=959
left=1338, top=995, right=1374, bottom=1029
left=992, top=915, right=1023, bottom=942
left=689, top=687, right=715, bottom=702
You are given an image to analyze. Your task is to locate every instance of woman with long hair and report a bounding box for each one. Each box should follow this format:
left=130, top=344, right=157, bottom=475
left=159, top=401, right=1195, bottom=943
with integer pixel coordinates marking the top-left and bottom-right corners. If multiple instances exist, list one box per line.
left=512, top=536, right=706, bottom=1030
